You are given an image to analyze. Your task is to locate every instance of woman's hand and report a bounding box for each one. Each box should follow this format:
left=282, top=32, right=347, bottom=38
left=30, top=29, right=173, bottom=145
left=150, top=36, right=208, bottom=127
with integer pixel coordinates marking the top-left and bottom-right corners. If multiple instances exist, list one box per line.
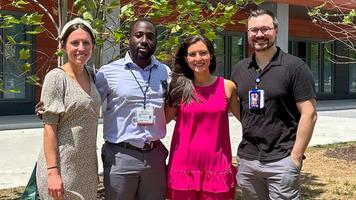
left=47, top=170, right=64, bottom=200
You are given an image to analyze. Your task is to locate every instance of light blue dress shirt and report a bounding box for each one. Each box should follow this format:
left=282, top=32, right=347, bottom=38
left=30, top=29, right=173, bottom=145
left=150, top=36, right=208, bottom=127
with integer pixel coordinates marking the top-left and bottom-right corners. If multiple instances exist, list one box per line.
left=96, top=52, right=171, bottom=148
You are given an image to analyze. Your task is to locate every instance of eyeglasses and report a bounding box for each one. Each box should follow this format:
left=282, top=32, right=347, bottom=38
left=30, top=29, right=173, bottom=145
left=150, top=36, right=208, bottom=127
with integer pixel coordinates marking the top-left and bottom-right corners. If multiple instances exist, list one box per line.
left=248, top=26, right=275, bottom=35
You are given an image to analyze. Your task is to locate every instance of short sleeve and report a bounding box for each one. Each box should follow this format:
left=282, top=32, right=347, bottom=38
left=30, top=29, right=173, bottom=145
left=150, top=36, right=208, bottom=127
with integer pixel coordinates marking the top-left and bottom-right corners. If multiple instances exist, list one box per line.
left=95, top=68, right=109, bottom=102
left=291, top=63, right=317, bottom=102
left=41, top=69, right=66, bottom=125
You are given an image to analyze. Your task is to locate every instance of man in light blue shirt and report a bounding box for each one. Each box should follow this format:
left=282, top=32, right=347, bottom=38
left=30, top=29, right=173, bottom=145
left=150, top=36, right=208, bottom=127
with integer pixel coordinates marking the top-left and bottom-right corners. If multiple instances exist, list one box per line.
left=96, top=19, right=171, bottom=200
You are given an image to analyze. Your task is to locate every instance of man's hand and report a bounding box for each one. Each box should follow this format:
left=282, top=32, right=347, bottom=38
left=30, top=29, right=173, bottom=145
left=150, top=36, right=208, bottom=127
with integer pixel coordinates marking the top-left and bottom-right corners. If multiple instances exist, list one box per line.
left=35, top=101, right=45, bottom=119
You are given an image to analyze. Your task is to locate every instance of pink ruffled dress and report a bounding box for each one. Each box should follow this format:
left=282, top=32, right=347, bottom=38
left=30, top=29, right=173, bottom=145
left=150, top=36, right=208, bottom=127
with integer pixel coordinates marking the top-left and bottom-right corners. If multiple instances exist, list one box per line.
left=167, top=77, right=236, bottom=200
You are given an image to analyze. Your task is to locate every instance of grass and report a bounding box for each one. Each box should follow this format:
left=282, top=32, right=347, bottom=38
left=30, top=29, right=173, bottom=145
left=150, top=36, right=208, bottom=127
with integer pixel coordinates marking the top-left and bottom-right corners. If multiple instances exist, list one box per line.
left=1, top=141, right=355, bottom=200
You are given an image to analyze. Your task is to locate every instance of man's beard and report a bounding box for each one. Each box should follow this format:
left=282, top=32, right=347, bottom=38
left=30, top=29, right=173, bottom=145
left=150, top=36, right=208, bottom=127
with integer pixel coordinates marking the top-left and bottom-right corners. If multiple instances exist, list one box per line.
left=253, top=38, right=276, bottom=52
left=130, top=45, right=155, bottom=60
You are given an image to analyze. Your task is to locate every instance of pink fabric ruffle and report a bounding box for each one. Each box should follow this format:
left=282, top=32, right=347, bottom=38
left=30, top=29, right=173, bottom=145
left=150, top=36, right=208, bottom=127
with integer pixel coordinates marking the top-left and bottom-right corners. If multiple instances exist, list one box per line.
left=168, top=165, right=237, bottom=193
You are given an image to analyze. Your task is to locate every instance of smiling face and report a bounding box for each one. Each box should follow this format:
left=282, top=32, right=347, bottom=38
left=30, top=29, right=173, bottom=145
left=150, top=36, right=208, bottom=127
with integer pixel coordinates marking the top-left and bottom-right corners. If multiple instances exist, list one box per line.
left=185, top=41, right=212, bottom=74
left=64, top=28, right=93, bottom=66
left=247, top=14, right=278, bottom=52
left=129, top=21, right=156, bottom=65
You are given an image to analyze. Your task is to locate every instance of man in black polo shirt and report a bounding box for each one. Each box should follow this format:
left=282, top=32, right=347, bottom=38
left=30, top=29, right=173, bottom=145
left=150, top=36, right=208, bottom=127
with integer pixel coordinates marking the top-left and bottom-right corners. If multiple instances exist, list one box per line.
left=231, top=9, right=318, bottom=199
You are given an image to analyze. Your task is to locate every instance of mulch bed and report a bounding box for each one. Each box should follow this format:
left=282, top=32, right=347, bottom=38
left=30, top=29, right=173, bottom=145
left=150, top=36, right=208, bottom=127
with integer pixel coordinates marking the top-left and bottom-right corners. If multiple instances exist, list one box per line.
left=325, top=145, right=356, bottom=161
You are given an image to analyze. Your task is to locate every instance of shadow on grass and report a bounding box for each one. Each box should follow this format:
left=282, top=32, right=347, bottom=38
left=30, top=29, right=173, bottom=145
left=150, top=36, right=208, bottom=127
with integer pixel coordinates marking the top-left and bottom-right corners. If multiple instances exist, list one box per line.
left=234, top=172, right=326, bottom=200
left=301, top=172, right=326, bottom=199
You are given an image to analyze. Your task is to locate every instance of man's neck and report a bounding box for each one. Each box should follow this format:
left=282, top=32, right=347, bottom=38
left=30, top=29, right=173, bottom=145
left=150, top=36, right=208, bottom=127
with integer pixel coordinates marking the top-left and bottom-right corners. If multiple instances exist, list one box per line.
left=135, top=60, right=151, bottom=69
left=255, top=46, right=278, bottom=70
left=129, top=52, right=152, bottom=69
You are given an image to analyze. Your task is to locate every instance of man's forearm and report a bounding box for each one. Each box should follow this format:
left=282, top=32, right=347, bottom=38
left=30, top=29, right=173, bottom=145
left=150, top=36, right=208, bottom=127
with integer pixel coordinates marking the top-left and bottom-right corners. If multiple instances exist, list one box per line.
left=291, top=99, right=318, bottom=162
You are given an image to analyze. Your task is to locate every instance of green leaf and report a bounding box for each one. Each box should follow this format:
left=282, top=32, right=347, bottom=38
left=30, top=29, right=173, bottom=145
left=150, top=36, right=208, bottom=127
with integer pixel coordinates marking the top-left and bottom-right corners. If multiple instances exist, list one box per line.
left=204, top=30, right=216, bottom=41
left=55, top=49, right=65, bottom=57
left=26, top=75, right=41, bottom=86
left=156, top=52, right=170, bottom=62
left=77, top=5, right=87, bottom=16
left=7, top=36, right=16, bottom=45
left=92, top=19, right=104, bottom=31
left=19, top=41, right=32, bottom=45
left=108, top=0, right=120, bottom=9
left=26, top=26, right=44, bottom=34
left=74, top=0, right=84, bottom=8
left=8, top=89, right=21, bottom=93
left=19, top=48, right=30, bottom=60
left=21, top=12, right=43, bottom=25
left=10, top=0, right=29, bottom=8
left=225, top=5, right=234, bottom=12
left=83, top=11, right=94, bottom=21
left=113, top=30, right=125, bottom=43
left=87, top=0, right=97, bottom=10
left=171, top=25, right=181, bottom=34
left=235, top=0, right=247, bottom=6
left=95, top=38, right=105, bottom=46
left=120, top=4, right=134, bottom=18
left=253, top=0, right=264, bottom=5
left=3, top=15, right=20, bottom=25
left=22, top=63, right=31, bottom=73
left=343, top=15, right=353, bottom=25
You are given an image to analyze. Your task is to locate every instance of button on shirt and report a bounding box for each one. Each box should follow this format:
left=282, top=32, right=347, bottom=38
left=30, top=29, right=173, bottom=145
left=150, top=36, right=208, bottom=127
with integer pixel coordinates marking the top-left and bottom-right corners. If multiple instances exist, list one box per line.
left=96, top=52, right=171, bottom=148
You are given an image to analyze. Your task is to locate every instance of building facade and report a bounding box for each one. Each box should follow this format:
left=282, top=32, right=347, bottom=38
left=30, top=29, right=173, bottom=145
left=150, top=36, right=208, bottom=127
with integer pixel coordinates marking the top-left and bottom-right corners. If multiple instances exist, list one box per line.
left=0, top=0, right=355, bottom=115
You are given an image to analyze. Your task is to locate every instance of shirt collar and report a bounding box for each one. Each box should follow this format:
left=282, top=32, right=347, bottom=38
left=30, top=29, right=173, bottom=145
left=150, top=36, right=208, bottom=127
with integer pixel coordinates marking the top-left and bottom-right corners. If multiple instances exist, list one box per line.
left=247, top=47, right=282, bottom=69
left=124, top=52, right=159, bottom=70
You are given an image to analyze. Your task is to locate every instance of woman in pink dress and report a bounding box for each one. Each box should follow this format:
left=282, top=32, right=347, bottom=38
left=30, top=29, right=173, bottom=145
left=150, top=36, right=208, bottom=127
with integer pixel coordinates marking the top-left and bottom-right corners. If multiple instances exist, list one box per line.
left=165, top=35, right=240, bottom=200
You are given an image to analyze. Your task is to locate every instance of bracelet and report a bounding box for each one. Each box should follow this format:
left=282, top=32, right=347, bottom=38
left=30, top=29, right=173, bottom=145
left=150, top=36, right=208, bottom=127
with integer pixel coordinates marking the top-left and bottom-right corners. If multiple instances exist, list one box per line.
left=47, top=166, right=58, bottom=170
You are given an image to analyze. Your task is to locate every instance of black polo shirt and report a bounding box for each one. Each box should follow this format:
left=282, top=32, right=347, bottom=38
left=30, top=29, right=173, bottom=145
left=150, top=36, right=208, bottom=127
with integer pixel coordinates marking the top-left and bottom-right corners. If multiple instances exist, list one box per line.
left=231, top=47, right=316, bottom=161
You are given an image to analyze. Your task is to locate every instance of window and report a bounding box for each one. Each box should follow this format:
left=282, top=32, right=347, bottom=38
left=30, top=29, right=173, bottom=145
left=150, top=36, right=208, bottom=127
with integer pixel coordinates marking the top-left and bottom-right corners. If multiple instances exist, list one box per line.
left=230, top=35, right=244, bottom=74
left=214, top=34, right=245, bottom=78
left=323, top=43, right=333, bottom=93
left=0, top=22, right=26, bottom=100
left=310, top=42, right=320, bottom=92
left=289, top=40, right=334, bottom=94
left=349, top=50, right=356, bottom=93
left=0, top=12, right=36, bottom=115
left=214, top=35, right=225, bottom=77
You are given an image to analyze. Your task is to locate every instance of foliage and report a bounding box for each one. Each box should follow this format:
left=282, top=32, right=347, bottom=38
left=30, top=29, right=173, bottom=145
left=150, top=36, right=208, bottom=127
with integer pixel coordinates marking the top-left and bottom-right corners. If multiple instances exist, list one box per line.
left=0, top=0, right=262, bottom=93
left=308, top=0, right=356, bottom=64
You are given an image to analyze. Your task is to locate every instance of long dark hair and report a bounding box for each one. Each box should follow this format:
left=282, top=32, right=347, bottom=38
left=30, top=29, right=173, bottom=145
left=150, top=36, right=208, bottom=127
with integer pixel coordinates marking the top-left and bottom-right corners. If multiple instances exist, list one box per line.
left=168, top=35, right=216, bottom=106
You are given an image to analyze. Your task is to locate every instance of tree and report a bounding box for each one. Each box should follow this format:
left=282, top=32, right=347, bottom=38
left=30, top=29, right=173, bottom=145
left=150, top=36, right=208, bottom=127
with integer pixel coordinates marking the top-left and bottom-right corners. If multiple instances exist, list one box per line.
left=0, top=0, right=262, bottom=93
left=308, top=0, right=356, bottom=64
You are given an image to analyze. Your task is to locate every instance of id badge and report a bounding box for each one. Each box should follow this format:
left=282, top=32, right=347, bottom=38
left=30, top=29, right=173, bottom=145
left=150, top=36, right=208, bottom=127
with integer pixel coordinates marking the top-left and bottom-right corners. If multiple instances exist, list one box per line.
left=136, top=106, right=155, bottom=125
left=249, top=89, right=265, bottom=109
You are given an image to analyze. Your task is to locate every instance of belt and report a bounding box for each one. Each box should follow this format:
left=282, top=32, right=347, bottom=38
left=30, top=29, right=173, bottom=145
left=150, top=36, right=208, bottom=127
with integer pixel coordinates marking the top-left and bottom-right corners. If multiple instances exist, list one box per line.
left=110, top=140, right=161, bottom=152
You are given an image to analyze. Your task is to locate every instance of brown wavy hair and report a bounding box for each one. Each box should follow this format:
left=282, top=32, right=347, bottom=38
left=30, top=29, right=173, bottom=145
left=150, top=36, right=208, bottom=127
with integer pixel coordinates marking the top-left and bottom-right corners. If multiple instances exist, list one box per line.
left=167, top=35, right=216, bottom=106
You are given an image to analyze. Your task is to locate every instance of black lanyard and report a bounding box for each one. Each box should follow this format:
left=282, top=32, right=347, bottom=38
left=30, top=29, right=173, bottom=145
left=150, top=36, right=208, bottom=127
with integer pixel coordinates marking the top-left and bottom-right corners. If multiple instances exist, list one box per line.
left=254, top=64, right=272, bottom=89
left=128, top=66, right=153, bottom=109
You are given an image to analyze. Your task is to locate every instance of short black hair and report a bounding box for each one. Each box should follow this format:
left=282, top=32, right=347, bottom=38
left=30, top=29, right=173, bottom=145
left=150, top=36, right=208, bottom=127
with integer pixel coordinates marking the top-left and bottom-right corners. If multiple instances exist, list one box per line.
left=129, top=18, right=157, bottom=37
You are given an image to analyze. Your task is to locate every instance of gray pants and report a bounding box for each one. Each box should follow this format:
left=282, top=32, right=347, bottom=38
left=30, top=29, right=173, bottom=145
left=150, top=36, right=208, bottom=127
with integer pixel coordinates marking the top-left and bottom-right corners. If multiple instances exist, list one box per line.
left=236, top=156, right=302, bottom=200
left=102, top=142, right=168, bottom=200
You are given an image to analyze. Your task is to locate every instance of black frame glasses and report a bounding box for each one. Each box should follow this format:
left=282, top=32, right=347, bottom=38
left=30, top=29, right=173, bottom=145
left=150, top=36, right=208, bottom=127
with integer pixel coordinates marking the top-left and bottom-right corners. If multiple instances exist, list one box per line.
left=248, top=27, right=275, bottom=35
